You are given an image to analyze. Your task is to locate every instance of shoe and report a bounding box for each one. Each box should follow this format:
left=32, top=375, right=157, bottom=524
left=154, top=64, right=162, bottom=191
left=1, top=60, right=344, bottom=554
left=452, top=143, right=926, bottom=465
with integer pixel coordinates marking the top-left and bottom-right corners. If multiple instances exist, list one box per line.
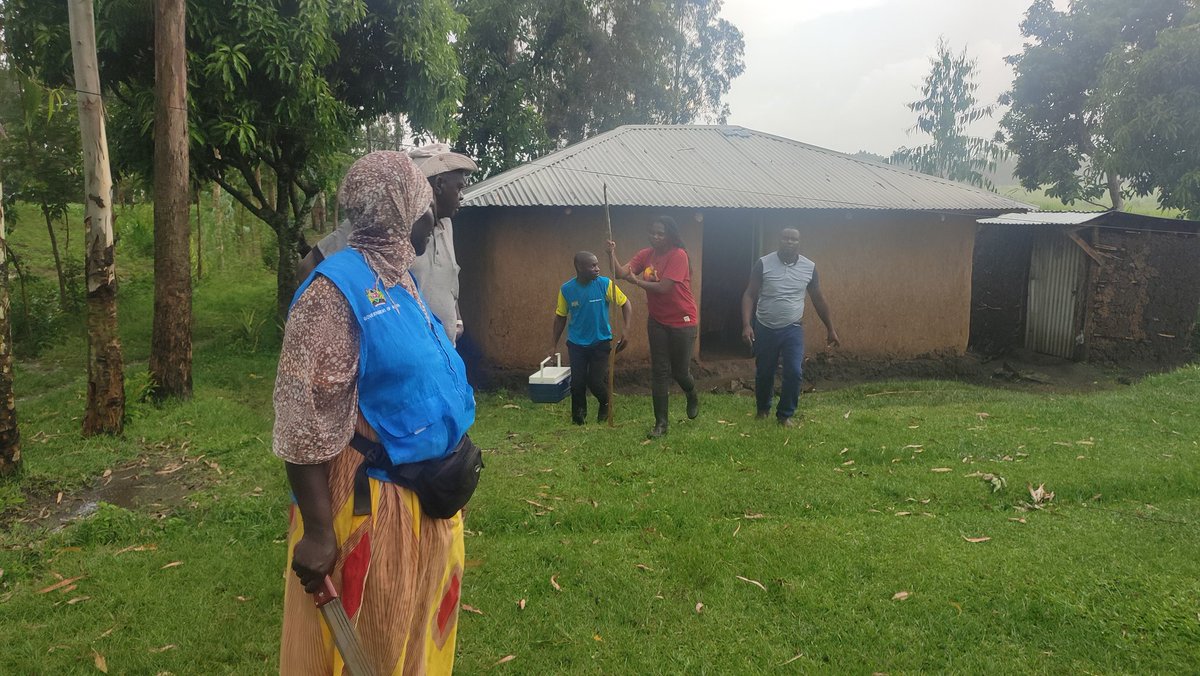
left=648, top=395, right=669, bottom=438
left=755, top=410, right=771, bottom=420
left=685, top=389, right=699, bottom=419
left=778, top=417, right=797, bottom=428
left=571, top=408, right=586, bottom=425
left=597, top=403, right=610, bottom=424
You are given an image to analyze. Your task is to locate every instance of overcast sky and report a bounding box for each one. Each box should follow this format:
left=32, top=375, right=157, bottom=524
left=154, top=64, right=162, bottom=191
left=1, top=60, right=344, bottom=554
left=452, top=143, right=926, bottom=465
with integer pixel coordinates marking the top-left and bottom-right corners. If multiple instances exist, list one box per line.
left=718, top=0, right=1068, bottom=156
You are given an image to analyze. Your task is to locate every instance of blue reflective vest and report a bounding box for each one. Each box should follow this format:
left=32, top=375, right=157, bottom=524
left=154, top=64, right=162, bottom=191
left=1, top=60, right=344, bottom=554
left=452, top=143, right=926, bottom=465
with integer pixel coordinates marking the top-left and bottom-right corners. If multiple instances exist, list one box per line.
left=293, top=249, right=475, bottom=471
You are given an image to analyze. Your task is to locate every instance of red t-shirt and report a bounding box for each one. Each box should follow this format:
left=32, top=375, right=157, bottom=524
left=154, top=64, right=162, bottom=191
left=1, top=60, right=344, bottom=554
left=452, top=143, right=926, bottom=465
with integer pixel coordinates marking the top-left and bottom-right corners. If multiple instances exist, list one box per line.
left=628, top=246, right=698, bottom=328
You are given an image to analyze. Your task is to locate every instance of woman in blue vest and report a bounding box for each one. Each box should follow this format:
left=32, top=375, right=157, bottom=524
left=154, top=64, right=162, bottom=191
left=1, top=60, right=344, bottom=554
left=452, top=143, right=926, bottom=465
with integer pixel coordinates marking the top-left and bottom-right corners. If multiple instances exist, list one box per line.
left=272, top=151, right=477, bottom=674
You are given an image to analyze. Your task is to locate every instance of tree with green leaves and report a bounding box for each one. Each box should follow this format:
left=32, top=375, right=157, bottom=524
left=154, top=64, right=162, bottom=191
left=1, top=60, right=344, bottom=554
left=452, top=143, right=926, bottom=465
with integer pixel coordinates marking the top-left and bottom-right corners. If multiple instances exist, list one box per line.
left=455, top=0, right=744, bottom=173
left=1000, top=0, right=1194, bottom=210
left=6, top=0, right=464, bottom=318
left=890, top=39, right=1004, bottom=190
left=0, top=70, right=82, bottom=314
left=1095, top=7, right=1200, bottom=218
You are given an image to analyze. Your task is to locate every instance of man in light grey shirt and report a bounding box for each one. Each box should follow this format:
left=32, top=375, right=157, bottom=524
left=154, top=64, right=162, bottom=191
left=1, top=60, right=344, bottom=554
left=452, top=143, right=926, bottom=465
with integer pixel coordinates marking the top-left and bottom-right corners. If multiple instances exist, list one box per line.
left=298, top=144, right=477, bottom=344
left=741, top=227, right=840, bottom=426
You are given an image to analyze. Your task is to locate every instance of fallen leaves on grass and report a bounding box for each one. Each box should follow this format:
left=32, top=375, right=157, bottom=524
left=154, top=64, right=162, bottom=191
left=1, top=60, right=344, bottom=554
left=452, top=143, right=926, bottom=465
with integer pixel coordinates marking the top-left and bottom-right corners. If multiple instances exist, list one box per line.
left=1008, top=518, right=1027, bottom=524
left=965, top=472, right=1007, bottom=492
left=160, top=561, right=183, bottom=570
left=493, top=655, right=516, bottom=666
left=550, top=575, right=561, bottom=592
left=976, top=412, right=990, bottom=420
left=115, top=544, right=157, bottom=555
left=38, top=576, right=85, bottom=594
left=843, top=411, right=852, bottom=419
left=501, top=404, right=521, bottom=409
left=93, top=651, right=108, bottom=673
left=148, top=645, right=176, bottom=654
left=962, top=535, right=991, bottom=543
left=735, top=575, right=767, bottom=591
left=1025, top=483, right=1055, bottom=509
left=635, top=564, right=654, bottom=572
left=593, top=634, right=603, bottom=642
left=518, top=599, right=526, bottom=610
left=461, top=603, right=484, bottom=615
left=695, top=602, right=704, bottom=613
left=930, top=467, right=952, bottom=473
left=892, top=591, right=911, bottom=601
left=66, top=596, right=90, bottom=605
left=742, top=512, right=765, bottom=520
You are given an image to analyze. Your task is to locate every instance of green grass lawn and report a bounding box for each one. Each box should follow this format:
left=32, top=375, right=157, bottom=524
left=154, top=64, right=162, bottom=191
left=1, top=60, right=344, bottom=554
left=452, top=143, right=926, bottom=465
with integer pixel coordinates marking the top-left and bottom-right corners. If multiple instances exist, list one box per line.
left=1, top=203, right=1198, bottom=674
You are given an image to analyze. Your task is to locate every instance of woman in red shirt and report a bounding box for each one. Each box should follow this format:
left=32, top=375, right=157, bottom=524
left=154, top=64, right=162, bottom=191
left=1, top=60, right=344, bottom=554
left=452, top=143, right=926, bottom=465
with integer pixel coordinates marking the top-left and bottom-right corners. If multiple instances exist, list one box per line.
left=607, top=216, right=699, bottom=438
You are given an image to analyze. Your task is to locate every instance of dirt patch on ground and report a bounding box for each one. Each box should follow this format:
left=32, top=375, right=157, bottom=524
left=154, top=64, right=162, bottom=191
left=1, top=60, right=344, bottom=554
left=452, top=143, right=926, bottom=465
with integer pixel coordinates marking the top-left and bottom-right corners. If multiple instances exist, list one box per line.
left=2, top=444, right=216, bottom=531
left=483, top=348, right=1179, bottom=397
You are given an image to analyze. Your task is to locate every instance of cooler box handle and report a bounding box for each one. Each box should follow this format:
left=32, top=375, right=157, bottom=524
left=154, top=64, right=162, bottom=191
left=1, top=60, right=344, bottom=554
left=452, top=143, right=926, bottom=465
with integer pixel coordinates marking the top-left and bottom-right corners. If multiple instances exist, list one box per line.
left=539, top=352, right=561, bottom=377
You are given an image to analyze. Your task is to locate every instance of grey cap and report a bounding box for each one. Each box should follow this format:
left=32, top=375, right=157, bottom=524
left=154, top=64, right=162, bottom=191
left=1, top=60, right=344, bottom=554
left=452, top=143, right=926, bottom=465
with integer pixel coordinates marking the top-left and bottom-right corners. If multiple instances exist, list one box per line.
left=408, top=143, right=478, bottom=178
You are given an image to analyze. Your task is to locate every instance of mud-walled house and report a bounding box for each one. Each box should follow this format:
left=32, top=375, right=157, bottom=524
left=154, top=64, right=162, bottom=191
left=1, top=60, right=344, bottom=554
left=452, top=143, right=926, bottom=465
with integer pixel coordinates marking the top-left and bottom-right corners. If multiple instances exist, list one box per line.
left=453, top=125, right=1031, bottom=374
left=971, top=211, right=1200, bottom=365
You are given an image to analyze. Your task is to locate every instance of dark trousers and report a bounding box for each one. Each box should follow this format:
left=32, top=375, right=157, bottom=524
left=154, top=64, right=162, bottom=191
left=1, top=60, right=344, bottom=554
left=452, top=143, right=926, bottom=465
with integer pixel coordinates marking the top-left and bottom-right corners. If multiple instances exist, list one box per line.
left=754, top=320, right=804, bottom=419
left=647, top=319, right=697, bottom=397
left=567, top=340, right=611, bottom=419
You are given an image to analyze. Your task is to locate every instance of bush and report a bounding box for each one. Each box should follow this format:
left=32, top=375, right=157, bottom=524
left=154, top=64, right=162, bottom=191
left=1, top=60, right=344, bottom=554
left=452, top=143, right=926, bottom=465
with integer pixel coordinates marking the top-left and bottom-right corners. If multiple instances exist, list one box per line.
left=10, top=275, right=74, bottom=358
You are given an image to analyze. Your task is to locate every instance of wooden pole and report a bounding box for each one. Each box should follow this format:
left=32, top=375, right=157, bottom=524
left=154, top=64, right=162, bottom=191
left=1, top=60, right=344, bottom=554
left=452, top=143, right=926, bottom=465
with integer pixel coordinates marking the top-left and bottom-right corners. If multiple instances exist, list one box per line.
left=604, top=184, right=618, bottom=427
left=69, top=0, right=125, bottom=435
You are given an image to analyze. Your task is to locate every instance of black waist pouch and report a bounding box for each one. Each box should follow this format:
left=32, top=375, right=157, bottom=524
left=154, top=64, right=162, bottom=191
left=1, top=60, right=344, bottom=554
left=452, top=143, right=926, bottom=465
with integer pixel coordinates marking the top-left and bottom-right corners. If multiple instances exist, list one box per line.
left=352, top=434, right=483, bottom=519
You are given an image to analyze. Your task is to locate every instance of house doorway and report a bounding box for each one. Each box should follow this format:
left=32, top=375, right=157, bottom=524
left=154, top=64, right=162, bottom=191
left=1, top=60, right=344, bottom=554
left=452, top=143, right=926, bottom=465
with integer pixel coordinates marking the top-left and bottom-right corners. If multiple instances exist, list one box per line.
left=699, top=213, right=759, bottom=360
left=1025, top=230, right=1087, bottom=359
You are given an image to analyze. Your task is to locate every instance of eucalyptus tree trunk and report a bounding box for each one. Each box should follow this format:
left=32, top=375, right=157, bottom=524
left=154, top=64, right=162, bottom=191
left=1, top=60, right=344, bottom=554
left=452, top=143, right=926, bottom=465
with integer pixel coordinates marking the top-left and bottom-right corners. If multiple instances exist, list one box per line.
left=69, top=0, right=125, bottom=435
left=0, top=179, right=21, bottom=477
left=149, top=0, right=192, bottom=401
left=1106, top=172, right=1124, bottom=211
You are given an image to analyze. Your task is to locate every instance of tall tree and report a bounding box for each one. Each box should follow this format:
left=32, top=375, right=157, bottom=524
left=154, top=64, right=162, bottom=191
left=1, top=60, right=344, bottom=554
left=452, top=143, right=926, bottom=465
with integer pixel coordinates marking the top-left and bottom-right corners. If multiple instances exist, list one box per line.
left=455, top=0, right=745, bottom=173
left=1001, top=0, right=1193, bottom=209
left=7, top=0, right=464, bottom=319
left=149, top=0, right=192, bottom=400
left=68, top=0, right=125, bottom=436
left=0, top=164, right=20, bottom=477
left=890, top=39, right=1004, bottom=190
left=1095, top=7, right=1200, bottom=218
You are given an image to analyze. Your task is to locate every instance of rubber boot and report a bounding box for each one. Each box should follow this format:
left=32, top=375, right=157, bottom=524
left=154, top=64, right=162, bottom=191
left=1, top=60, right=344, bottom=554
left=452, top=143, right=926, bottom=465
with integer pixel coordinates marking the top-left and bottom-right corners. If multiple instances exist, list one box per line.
left=648, top=396, right=670, bottom=438
left=685, top=389, right=700, bottom=419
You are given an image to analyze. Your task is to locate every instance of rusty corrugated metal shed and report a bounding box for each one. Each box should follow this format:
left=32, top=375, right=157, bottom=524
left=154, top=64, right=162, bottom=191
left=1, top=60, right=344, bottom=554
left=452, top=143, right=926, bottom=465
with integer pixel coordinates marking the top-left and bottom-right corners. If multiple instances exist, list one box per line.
left=462, top=125, right=1033, bottom=212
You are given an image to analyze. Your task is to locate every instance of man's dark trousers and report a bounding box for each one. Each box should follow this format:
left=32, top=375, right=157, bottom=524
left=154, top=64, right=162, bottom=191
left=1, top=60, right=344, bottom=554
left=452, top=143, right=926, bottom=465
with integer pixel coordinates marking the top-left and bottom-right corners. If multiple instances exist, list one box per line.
left=754, top=320, right=804, bottom=420
left=568, top=340, right=611, bottom=423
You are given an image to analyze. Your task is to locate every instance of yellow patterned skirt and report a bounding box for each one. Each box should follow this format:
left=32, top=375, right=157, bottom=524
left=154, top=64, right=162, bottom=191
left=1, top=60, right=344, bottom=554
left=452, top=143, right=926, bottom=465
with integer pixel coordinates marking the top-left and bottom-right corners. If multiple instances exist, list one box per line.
left=280, top=446, right=465, bottom=675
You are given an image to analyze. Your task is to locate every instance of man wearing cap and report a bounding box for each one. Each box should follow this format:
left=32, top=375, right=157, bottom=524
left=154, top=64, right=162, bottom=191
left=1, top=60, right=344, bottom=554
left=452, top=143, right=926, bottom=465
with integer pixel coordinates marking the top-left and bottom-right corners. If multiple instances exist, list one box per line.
left=297, top=144, right=478, bottom=344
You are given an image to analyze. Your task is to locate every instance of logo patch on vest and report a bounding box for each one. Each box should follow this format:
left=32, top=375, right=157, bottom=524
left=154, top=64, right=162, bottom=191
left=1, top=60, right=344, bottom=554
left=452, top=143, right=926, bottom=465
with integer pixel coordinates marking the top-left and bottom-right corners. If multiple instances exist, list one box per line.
left=366, top=288, right=386, bottom=307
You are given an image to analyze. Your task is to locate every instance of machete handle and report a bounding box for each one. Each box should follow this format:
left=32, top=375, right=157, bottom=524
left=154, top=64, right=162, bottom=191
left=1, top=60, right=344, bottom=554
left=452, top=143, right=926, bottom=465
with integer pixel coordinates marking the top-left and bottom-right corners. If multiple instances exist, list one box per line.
left=313, top=575, right=338, bottom=608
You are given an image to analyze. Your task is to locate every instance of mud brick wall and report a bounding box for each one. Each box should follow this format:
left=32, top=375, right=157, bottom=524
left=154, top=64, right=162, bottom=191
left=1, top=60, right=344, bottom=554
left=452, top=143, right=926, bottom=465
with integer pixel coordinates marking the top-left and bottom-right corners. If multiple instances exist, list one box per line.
left=969, top=225, right=1034, bottom=356
left=1086, top=229, right=1200, bottom=365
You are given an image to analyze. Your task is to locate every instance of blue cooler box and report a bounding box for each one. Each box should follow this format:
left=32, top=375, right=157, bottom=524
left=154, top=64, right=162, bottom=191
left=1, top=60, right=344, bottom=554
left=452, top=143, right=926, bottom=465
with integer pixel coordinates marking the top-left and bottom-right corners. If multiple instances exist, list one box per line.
left=529, top=353, right=571, bottom=403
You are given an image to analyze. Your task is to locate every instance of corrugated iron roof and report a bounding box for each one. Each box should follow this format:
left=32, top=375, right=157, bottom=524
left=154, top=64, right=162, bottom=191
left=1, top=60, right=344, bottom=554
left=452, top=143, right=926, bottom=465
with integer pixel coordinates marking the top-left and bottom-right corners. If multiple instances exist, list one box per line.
left=977, top=211, right=1108, bottom=225
left=462, top=125, right=1034, bottom=212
